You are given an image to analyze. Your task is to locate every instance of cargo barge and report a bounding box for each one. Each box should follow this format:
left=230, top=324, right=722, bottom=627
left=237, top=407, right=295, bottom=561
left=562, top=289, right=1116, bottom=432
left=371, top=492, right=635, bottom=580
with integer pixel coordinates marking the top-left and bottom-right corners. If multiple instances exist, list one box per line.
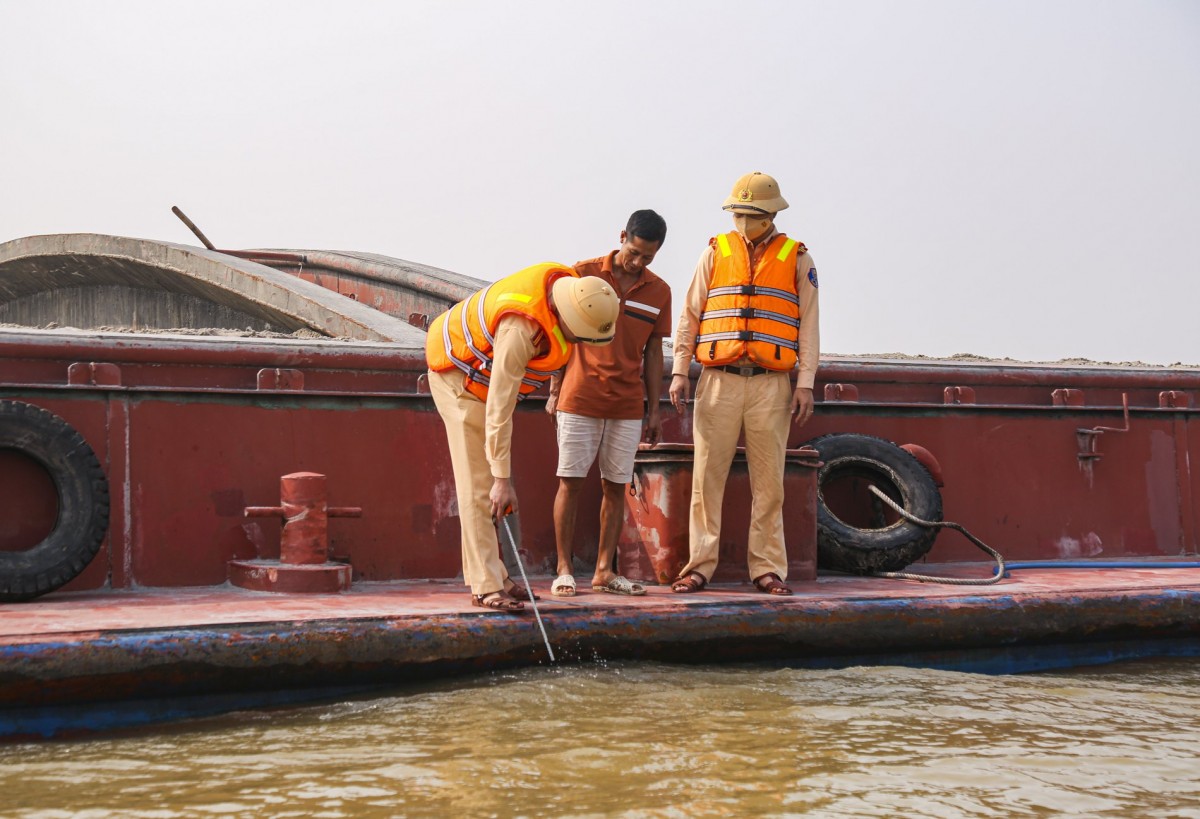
left=2, top=233, right=1198, bottom=739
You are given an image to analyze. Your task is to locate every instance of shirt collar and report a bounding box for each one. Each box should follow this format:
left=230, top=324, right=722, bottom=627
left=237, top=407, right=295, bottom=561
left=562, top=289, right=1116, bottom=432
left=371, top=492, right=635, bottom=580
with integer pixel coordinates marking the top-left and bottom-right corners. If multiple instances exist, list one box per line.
left=604, top=250, right=651, bottom=285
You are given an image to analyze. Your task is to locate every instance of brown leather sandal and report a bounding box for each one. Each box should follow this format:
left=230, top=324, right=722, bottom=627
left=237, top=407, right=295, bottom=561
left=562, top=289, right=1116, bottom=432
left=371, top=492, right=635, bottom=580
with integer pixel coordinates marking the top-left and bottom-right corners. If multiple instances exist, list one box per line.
left=504, top=580, right=540, bottom=602
left=472, top=592, right=525, bottom=612
left=753, top=572, right=793, bottom=596
left=671, top=571, right=708, bottom=593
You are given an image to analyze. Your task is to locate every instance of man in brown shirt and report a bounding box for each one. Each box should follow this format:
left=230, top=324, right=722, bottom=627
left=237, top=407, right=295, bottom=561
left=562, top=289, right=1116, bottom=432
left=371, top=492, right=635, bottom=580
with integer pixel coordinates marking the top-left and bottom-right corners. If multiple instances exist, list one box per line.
left=546, top=210, right=673, bottom=596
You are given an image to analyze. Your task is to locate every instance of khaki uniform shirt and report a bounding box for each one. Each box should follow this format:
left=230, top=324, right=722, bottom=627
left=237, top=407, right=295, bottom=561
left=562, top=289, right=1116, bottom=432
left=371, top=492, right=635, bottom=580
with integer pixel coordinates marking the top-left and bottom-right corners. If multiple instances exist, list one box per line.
left=671, top=226, right=820, bottom=389
left=484, top=314, right=543, bottom=479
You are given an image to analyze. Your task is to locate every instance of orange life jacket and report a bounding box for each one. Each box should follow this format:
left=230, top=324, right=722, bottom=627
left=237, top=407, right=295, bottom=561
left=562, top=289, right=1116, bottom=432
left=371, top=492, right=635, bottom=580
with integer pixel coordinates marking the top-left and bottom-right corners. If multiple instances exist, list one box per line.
left=426, top=262, right=577, bottom=402
left=695, top=232, right=805, bottom=371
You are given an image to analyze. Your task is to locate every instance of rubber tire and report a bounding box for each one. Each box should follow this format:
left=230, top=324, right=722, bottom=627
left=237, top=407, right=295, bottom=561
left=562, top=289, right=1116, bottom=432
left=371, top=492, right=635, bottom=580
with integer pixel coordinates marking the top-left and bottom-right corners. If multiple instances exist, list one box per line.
left=0, top=400, right=110, bottom=601
left=807, top=433, right=942, bottom=575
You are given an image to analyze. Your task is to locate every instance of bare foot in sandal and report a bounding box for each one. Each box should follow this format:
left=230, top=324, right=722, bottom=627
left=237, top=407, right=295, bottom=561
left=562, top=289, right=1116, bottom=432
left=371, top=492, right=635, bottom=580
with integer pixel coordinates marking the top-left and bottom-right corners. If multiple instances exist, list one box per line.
left=551, top=574, right=576, bottom=597
left=753, top=572, right=792, bottom=596
left=671, top=571, right=708, bottom=593
left=592, top=575, right=646, bottom=596
left=472, top=592, right=525, bottom=612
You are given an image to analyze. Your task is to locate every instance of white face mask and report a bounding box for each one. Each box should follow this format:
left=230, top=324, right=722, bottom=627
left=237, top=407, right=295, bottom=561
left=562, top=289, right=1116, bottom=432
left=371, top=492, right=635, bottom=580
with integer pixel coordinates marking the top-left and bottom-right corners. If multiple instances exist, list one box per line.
left=733, top=213, right=773, bottom=241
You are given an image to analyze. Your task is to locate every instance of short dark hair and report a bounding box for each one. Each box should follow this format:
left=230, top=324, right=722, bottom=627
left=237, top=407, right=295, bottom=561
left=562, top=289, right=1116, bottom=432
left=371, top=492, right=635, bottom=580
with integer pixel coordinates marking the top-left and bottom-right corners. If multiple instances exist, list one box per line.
left=626, top=209, right=667, bottom=246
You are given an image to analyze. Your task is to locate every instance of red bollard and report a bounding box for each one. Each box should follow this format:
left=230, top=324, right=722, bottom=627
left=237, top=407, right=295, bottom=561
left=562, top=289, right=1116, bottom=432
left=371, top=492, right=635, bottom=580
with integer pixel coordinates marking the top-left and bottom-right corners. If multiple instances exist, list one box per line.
left=244, top=472, right=362, bottom=565
left=230, top=472, right=362, bottom=593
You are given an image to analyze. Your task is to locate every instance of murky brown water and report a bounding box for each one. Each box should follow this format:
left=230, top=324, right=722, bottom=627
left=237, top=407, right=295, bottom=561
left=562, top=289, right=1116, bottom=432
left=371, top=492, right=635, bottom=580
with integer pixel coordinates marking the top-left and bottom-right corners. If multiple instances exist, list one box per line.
left=2, top=658, right=1199, bottom=818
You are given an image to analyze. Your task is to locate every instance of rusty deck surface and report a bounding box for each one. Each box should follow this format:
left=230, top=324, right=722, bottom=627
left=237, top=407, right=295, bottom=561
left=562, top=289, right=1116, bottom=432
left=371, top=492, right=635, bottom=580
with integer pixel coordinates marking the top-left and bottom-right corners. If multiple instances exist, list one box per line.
left=3, top=565, right=1199, bottom=740
left=3, top=565, right=1200, bottom=638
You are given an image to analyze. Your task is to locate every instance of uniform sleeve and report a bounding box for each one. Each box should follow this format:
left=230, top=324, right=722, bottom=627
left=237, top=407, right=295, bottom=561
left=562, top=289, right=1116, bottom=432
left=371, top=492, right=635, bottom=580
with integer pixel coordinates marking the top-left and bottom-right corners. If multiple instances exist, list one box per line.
left=671, top=245, right=714, bottom=376
left=795, top=252, right=821, bottom=390
left=485, top=314, right=539, bottom=478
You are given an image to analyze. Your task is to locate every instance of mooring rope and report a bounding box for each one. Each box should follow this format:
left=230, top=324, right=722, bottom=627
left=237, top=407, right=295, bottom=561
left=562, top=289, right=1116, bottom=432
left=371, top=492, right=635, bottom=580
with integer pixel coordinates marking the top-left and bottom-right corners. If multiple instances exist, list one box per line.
left=866, top=485, right=1006, bottom=585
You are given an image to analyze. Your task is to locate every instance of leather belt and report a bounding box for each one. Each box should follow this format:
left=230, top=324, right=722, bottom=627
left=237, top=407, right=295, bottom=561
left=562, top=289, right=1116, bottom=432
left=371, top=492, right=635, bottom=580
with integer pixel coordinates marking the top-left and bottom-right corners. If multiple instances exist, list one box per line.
left=714, top=364, right=770, bottom=377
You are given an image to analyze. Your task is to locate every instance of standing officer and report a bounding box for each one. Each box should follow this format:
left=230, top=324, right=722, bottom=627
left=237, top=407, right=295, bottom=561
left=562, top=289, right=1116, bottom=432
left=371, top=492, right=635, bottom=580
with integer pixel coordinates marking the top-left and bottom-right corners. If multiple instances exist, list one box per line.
left=667, top=172, right=820, bottom=596
left=426, top=264, right=620, bottom=612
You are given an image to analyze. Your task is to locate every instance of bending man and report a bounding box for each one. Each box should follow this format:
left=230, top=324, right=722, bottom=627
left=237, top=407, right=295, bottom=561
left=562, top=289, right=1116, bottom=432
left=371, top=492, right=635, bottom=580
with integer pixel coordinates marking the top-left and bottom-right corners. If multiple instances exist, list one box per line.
left=426, top=263, right=620, bottom=612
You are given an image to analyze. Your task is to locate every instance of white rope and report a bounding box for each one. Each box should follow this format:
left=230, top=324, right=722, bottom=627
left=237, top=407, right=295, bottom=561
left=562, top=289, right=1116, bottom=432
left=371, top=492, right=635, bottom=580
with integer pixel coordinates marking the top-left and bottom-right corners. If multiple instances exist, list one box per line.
left=866, top=485, right=1006, bottom=585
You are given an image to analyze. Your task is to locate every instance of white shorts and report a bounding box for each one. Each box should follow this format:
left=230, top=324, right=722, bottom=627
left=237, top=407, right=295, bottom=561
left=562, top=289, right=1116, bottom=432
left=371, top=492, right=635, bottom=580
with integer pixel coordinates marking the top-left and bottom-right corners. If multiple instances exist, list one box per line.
left=555, top=411, right=643, bottom=484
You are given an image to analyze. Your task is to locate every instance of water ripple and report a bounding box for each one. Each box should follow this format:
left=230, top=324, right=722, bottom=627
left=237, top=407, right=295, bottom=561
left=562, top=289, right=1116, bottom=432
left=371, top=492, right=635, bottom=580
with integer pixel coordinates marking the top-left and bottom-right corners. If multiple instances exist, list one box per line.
left=3, top=658, right=1199, bottom=817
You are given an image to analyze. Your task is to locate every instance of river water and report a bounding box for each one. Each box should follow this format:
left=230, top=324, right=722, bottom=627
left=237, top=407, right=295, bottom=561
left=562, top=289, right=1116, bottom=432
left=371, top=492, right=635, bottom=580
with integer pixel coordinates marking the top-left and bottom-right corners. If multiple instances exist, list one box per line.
left=3, top=657, right=1198, bottom=818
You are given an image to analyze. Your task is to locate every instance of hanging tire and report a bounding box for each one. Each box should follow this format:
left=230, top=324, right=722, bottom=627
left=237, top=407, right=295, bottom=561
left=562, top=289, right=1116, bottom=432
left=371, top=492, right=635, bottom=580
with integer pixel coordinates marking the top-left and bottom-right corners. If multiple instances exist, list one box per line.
left=807, top=433, right=942, bottom=575
left=0, top=400, right=109, bottom=602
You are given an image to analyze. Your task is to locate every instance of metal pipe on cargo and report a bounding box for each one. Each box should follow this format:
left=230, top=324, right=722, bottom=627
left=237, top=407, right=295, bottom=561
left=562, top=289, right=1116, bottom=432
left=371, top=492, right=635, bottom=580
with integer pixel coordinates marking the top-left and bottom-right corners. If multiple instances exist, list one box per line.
left=216, top=249, right=310, bottom=265
left=171, top=206, right=216, bottom=250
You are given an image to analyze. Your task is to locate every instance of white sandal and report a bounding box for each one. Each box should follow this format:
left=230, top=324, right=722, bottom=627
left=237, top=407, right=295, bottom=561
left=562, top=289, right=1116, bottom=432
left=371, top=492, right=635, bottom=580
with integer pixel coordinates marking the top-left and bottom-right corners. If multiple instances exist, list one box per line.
left=551, top=574, right=576, bottom=597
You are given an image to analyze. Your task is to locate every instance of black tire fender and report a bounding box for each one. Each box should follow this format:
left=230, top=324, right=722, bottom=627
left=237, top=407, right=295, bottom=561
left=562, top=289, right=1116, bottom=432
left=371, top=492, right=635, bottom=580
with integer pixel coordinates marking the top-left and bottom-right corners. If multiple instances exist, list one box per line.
left=0, top=400, right=110, bottom=602
left=806, top=433, right=942, bottom=575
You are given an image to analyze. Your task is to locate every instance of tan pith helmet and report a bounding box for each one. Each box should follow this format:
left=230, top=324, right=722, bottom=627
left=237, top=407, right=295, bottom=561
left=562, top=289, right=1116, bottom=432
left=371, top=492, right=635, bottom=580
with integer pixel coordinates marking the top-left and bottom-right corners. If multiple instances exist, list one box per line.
left=551, top=274, right=619, bottom=344
left=722, top=171, right=789, bottom=214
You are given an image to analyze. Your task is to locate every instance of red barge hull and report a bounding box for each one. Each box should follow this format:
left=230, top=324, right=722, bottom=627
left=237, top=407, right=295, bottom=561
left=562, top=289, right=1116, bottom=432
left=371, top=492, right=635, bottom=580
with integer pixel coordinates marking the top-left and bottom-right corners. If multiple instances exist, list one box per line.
left=1, top=234, right=1198, bottom=737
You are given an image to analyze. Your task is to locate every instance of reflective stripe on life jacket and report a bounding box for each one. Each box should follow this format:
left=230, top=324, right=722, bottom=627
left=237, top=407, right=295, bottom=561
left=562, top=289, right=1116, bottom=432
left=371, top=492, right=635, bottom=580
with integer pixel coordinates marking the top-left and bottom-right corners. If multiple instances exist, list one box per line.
left=426, top=262, right=576, bottom=401
left=695, top=232, right=805, bottom=370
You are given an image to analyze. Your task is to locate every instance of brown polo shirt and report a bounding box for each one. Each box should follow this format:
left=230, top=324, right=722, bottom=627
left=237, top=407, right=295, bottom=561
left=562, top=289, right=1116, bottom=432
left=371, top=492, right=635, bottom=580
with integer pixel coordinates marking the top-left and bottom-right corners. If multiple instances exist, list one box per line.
left=557, top=252, right=672, bottom=420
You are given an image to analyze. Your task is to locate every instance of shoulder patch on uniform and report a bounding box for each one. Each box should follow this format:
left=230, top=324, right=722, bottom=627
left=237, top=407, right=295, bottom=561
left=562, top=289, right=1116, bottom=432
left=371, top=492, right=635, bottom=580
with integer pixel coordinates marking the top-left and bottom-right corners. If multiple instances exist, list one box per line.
left=807, top=267, right=819, bottom=289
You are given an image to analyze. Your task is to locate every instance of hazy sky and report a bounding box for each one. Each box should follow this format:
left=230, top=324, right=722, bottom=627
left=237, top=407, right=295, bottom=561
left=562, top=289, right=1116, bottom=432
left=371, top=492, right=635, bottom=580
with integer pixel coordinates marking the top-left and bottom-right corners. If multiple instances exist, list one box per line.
left=4, top=1, right=1198, bottom=365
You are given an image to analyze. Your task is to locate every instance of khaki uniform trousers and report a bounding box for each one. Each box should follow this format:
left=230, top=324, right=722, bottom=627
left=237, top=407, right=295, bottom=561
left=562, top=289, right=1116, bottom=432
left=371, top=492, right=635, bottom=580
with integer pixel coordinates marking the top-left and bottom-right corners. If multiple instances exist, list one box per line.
left=680, top=366, right=793, bottom=582
left=428, top=368, right=507, bottom=596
